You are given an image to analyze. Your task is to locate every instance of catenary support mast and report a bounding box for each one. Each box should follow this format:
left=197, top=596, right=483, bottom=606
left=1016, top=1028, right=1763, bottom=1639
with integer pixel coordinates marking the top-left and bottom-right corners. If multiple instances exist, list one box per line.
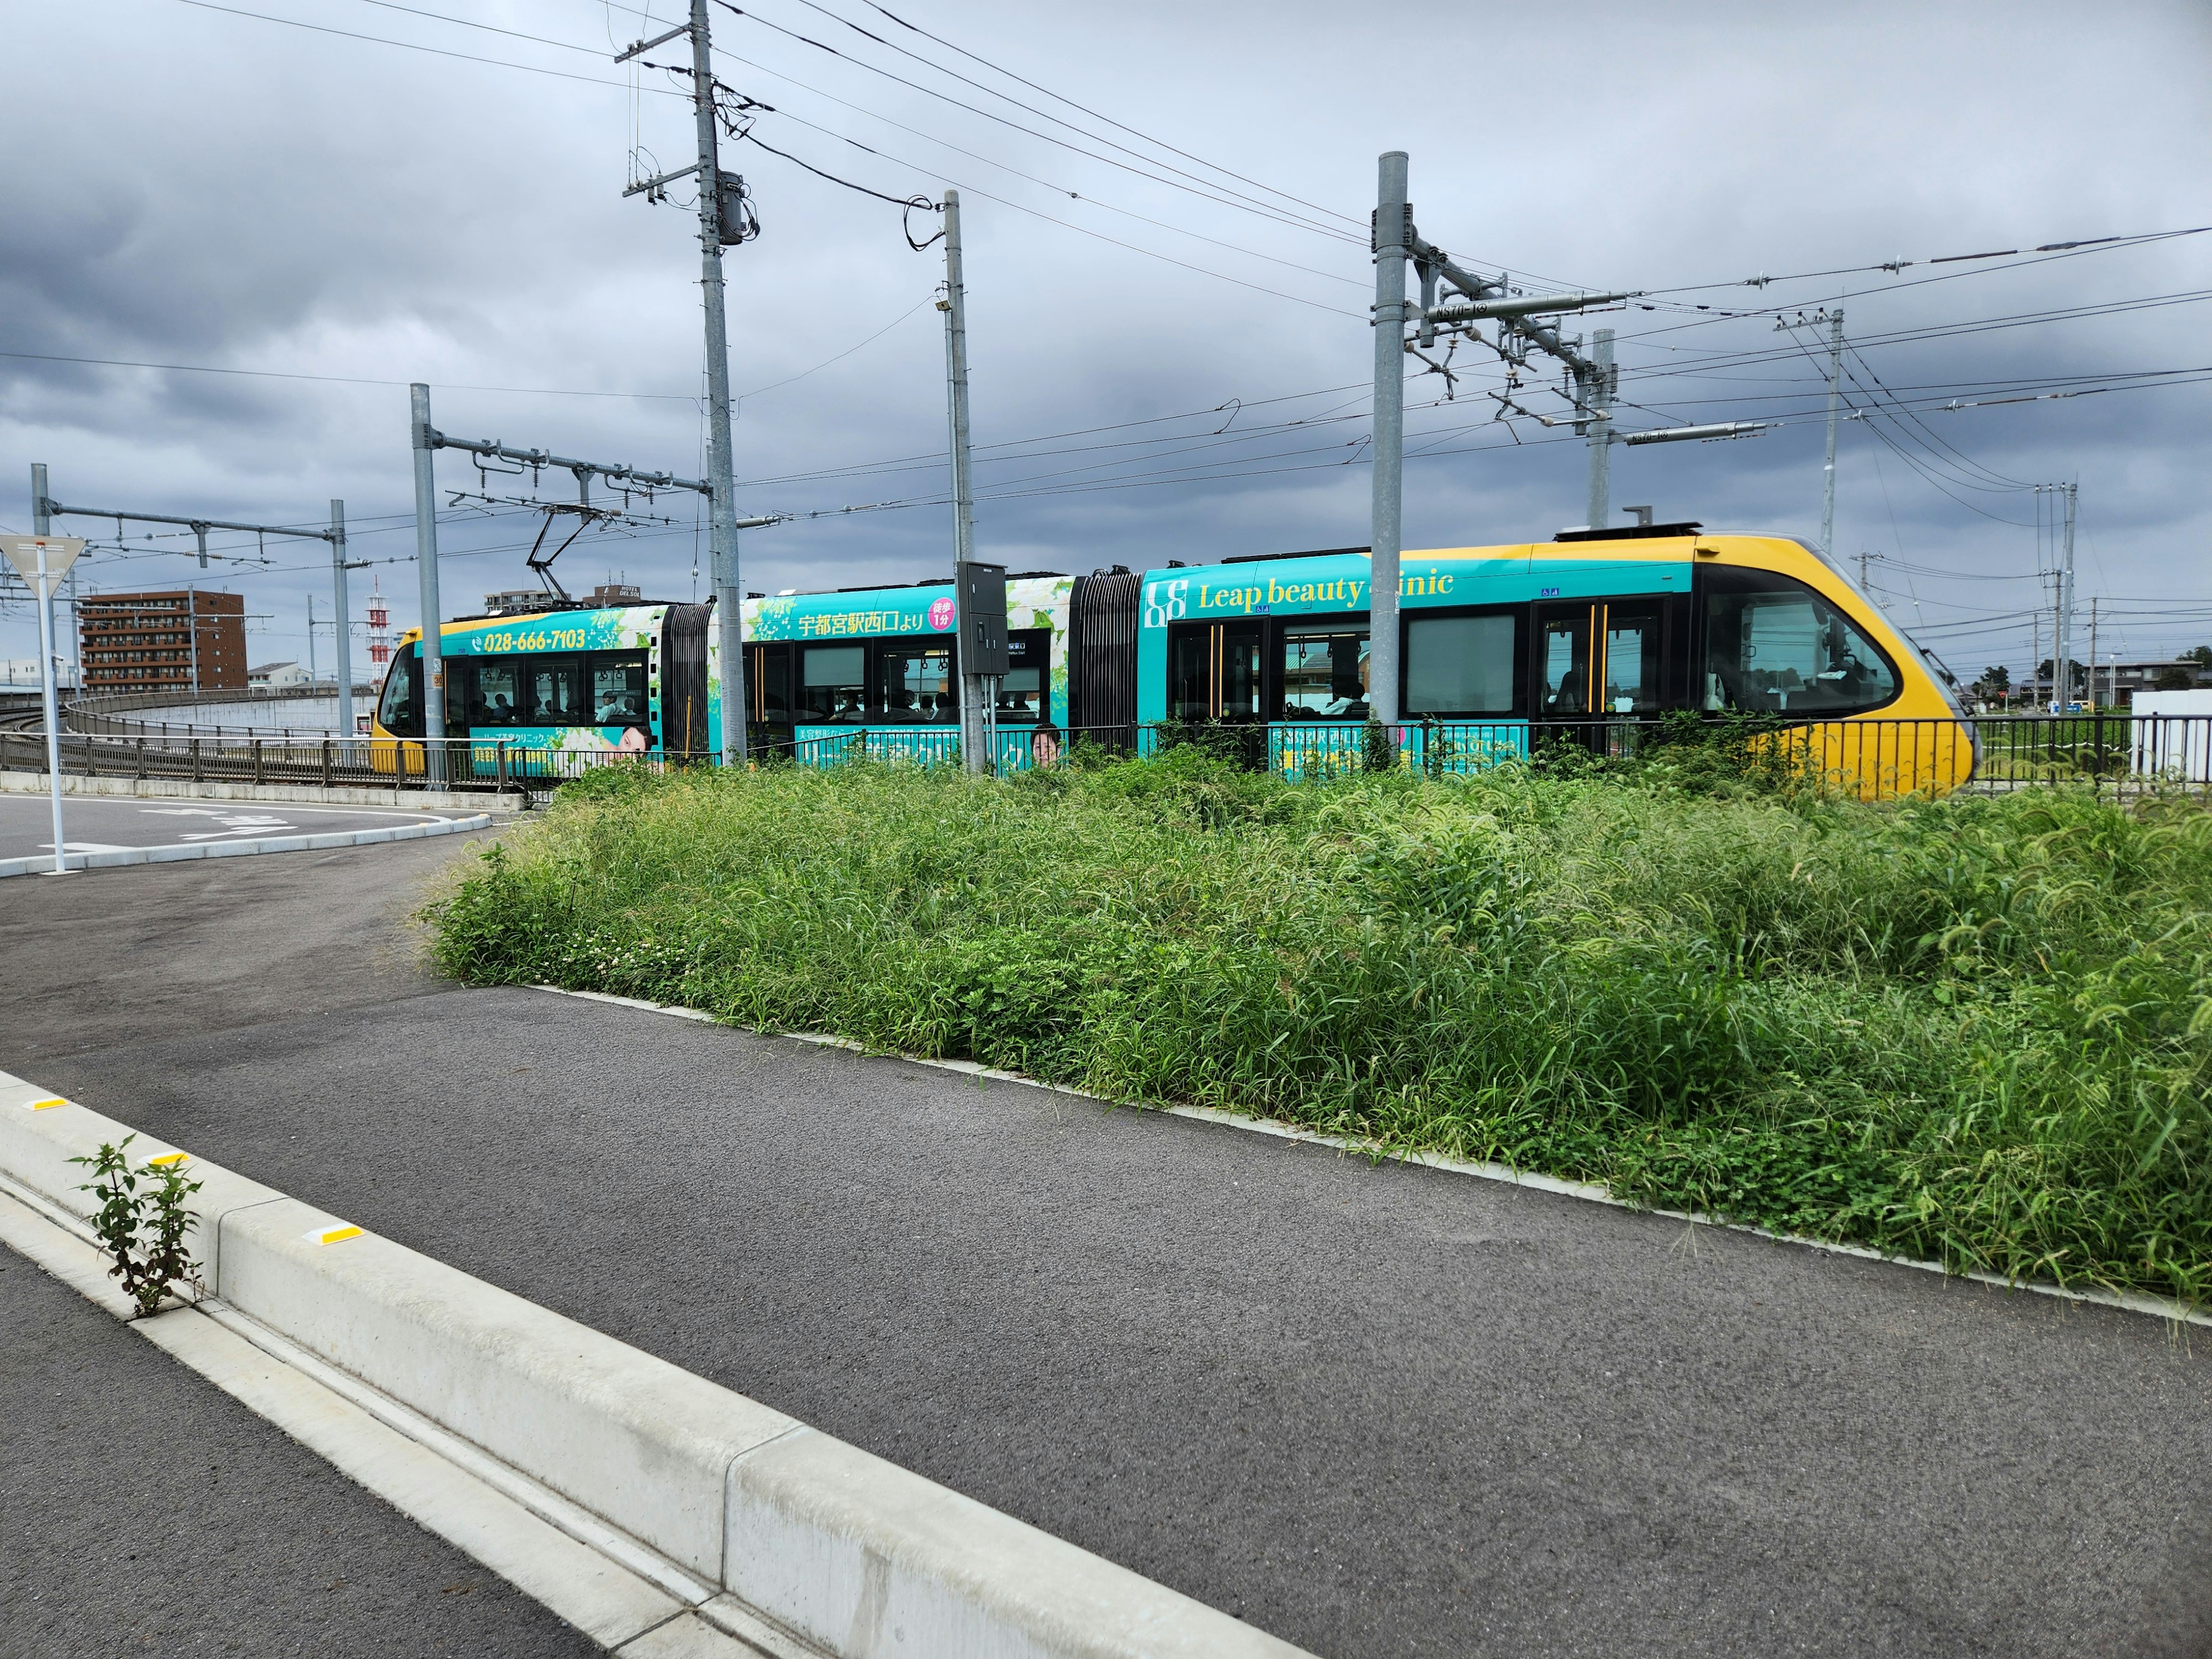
left=329, top=498, right=354, bottom=744
left=1820, top=309, right=1845, bottom=559
left=410, top=383, right=447, bottom=781
left=1369, top=151, right=1409, bottom=726
left=1585, top=327, right=1615, bottom=530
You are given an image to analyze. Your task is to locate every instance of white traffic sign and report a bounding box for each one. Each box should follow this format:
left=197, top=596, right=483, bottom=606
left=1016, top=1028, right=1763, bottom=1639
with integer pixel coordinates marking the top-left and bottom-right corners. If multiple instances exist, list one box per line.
left=0, top=535, right=85, bottom=602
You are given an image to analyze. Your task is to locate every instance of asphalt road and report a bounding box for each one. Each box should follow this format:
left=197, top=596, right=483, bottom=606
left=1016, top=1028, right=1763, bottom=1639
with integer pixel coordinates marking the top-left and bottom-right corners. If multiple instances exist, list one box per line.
left=0, top=793, right=454, bottom=862
left=5, top=835, right=2210, bottom=1658
left=0, top=1235, right=603, bottom=1658
left=2, top=836, right=606, bottom=1659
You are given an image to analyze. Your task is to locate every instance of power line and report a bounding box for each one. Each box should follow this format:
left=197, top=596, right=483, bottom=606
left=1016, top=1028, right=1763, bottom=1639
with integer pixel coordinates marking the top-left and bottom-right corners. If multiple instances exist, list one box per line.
left=172, top=0, right=675, bottom=94
left=696, top=51, right=1367, bottom=296
left=181, top=0, right=1362, bottom=309
left=715, top=1, right=1361, bottom=243
left=832, top=0, right=1364, bottom=232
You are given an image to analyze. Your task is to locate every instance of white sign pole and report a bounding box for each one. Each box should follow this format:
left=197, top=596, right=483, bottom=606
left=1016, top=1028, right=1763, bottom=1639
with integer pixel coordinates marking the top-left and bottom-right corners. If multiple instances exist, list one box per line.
left=33, top=541, right=69, bottom=874
left=2, top=535, right=86, bottom=876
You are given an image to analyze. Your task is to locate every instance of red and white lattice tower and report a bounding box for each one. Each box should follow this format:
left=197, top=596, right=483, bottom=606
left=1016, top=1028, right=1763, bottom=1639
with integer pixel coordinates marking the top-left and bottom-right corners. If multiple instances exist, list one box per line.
left=367, top=577, right=391, bottom=667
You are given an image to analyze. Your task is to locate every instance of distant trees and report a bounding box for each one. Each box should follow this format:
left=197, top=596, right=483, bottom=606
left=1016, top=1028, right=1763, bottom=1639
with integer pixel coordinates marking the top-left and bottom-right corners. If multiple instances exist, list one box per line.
left=1972, top=665, right=2012, bottom=704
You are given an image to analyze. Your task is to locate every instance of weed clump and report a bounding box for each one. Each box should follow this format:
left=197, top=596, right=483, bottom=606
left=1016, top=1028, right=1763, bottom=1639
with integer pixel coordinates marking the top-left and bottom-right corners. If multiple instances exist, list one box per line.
left=429, top=756, right=2212, bottom=1305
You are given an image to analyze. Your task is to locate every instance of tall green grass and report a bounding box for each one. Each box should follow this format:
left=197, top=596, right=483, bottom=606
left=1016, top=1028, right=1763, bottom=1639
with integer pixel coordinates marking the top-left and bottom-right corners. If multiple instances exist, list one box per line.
left=428, top=753, right=2212, bottom=1304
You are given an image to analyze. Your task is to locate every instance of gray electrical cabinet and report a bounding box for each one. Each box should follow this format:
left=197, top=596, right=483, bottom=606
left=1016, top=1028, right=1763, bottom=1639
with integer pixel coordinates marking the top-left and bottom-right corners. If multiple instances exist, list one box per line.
left=956, top=560, right=1009, bottom=675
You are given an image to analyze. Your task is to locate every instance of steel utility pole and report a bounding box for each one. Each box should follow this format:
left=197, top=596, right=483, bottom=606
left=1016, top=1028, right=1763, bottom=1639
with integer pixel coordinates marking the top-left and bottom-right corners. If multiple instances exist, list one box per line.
left=2088, top=597, right=2099, bottom=711
left=35, top=469, right=361, bottom=710
left=940, top=189, right=986, bottom=769
left=1820, top=309, right=1844, bottom=559
left=410, top=384, right=448, bottom=781
left=1585, top=327, right=1615, bottom=530
left=329, top=498, right=355, bottom=741
left=691, top=0, right=747, bottom=765
left=2054, top=482, right=2077, bottom=711
left=1370, top=151, right=1410, bottom=726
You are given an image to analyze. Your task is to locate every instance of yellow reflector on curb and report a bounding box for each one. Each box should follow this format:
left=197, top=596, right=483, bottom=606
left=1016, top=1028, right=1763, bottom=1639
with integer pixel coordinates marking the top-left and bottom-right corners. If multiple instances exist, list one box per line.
left=306, top=1224, right=364, bottom=1247
left=26, top=1097, right=70, bottom=1111
left=145, top=1152, right=190, bottom=1168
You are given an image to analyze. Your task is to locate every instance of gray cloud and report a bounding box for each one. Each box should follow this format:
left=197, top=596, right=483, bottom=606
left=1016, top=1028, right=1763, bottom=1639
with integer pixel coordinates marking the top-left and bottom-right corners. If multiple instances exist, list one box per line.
left=3, top=0, right=2208, bottom=679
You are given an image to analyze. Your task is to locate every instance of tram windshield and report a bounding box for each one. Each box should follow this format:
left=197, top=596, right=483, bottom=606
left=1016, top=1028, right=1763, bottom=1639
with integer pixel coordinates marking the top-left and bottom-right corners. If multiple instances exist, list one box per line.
left=1702, top=568, right=1897, bottom=715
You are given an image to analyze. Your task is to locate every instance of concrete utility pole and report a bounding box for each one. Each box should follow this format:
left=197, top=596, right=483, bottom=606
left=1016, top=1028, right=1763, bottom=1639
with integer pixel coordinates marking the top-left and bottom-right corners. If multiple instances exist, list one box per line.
left=1820, top=309, right=1844, bottom=559
left=410, top=383, right=448, bottom=781
left=690, top=0, right=748, bottom=762
left=1585, top=327, right=1615, bottom=531
left=307, top=592, right=317, bottom=685
left=939, top=189, right=988, bottom=770
left=1369, top=150, right=1409, bottom=726
left=618, top=3, right=752, bottom=762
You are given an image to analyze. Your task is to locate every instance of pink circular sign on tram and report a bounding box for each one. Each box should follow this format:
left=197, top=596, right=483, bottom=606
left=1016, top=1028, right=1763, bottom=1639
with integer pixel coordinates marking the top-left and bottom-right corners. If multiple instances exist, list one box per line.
left=927, top=596, right=957, bottom=631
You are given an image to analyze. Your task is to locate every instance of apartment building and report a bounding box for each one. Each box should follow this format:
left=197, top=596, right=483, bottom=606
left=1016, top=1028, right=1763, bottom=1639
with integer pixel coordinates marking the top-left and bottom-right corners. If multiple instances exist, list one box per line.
left=77, top=589, right=247, bottom=694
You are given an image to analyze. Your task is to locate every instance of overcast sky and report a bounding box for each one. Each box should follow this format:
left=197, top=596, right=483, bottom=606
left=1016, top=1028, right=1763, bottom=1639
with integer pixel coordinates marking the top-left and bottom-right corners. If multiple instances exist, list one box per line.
left=4, top=0, right=2209, bottom=687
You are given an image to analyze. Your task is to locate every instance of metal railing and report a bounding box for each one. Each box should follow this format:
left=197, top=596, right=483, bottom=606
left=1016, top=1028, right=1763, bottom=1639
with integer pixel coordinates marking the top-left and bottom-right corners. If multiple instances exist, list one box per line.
left=7, top=714, right=2210, bottom=805
left=66, top=683, right=380, bottom=741
left=784, top=713, right=2212, bottom=800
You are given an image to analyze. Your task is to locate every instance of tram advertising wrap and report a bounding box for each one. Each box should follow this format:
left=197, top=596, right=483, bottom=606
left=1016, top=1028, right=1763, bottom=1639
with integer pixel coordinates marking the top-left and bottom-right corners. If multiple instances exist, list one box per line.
left=369, top=528, right=1974, bottom=795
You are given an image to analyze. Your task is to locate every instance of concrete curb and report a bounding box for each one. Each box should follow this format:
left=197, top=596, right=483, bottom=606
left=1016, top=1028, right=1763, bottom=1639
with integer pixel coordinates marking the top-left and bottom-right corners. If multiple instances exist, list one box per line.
left=535, top=986, right=2212, bottom=1334
left=0, top=811, right=495, bottom=878
left=0, top=1072, right=1313, bottom=1659
left=0, top=768, right=523, bottom=813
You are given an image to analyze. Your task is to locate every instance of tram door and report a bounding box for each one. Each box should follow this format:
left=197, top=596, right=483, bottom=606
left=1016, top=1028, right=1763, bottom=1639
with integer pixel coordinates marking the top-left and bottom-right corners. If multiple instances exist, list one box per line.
left=1532, top=600, right=1666, bottom=752
left=1168, top=620, right=1265, bottom=721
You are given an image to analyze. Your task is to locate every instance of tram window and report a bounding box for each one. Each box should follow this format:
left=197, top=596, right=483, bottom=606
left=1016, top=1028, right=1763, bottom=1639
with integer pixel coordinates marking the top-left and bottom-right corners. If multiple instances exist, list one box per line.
left=753, top=643, right=791, bottom=721
left=378, top=653, right=421, bottom=736
left=1405, top=613, right=1518, bottom=715
left=1279, top=624, right=1369, bottom=720
left=800, top=644, right=868, bottom=722
left=1702, top=569, right=1898, bottom=715
left=995, top=631, right=1048, bottom=721
left=1168, top=623, right=1260, bottom=721
left=590, top=654, right=650, bottom=726
left=1169, top=628, right=1210, bottom=721
left=525, top=657, right=585, bottom=725
left=1602, top=607, right=1662, bottom=715
left=1538, top=615, right=1591, bottom=715
left=877, top=640, right=955, bottom=722
left=465, top=661, right=522, bottom=727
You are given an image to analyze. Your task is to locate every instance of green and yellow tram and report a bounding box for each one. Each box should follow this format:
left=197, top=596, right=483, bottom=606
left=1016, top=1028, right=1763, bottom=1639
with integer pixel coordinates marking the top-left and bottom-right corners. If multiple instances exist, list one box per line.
left=370, top=523, right=1974, bottom=794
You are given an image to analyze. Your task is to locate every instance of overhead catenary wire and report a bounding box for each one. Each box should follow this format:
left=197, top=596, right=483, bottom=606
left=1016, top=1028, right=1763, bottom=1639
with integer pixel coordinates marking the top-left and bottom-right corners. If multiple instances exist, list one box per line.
left=712, top=0, right=1362, bottom=243
left=171, top=0, right=1367, bottom=313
